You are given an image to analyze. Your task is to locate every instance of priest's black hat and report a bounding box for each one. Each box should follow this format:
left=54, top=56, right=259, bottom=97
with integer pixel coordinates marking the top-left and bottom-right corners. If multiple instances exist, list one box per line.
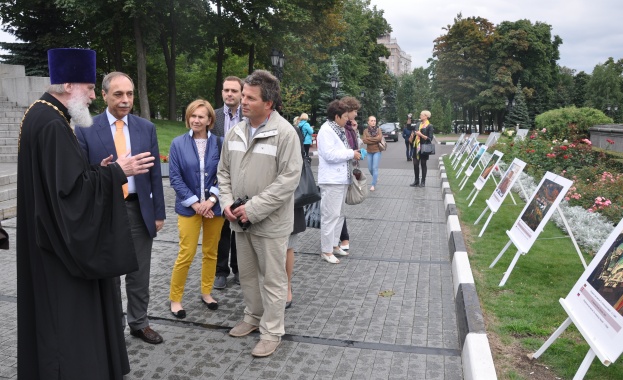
left=47, top=48, right=96, bottom=85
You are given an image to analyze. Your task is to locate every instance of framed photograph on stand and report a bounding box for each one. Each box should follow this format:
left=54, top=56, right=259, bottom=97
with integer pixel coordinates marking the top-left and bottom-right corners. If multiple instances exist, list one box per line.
left=530, top=218, right=623, bottom=379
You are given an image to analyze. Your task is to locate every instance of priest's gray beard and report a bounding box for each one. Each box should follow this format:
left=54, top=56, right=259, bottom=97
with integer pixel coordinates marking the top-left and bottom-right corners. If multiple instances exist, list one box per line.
left=67, top=94, right=93, bottom=127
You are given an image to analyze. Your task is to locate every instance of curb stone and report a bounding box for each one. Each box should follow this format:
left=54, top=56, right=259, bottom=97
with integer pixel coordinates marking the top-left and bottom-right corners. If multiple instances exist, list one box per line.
left=439, top=155, right=497, bottom=380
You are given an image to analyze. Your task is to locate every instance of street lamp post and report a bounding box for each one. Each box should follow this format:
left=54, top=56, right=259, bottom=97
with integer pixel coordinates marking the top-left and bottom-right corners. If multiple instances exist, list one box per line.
left=330, top=75, right=339, bottom=100
left=270, top=48, right=285, bottom=81
left=606, top=104, right=619, bottom=119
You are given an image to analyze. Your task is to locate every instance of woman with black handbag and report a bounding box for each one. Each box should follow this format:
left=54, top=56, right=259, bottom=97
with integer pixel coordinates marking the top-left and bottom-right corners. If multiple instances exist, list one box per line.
left=410, top=110, right=434, bottom=187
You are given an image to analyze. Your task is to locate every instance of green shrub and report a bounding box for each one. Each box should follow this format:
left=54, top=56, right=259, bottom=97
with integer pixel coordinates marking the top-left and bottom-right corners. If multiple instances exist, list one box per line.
left=534, top=107, right=612, bottom=141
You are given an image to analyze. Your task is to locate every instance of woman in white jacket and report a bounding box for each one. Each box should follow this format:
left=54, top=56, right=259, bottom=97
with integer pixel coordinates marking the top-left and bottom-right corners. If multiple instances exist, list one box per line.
left=317, top=100, right=362, bottom=263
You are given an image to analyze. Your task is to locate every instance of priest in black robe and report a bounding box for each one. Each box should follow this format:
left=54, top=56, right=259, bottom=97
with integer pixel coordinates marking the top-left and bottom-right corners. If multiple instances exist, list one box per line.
left=17, top=48, right=156, bottom=379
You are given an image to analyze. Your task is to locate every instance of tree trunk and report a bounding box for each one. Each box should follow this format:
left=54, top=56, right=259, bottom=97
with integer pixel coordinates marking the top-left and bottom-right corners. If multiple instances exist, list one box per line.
left=214, top=0, right=224, bottom=109
left=248, top=43, right=255, bottom=74
left=112, top=21, right=123, bottom=71
left=134, top=17, right=150, bottom=120
left=160, top=0, right=177, bottom=121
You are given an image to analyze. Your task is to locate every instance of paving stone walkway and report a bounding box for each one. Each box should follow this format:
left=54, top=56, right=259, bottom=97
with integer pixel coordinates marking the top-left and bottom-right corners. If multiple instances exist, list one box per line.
left=0, top=143, right=464, bottom=379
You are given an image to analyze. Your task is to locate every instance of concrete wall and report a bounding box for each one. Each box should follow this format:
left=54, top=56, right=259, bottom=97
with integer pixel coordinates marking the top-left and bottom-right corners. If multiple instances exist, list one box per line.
left=590, top=124, right=623, bottom=152
left=0, top=64, right=49, bottom=107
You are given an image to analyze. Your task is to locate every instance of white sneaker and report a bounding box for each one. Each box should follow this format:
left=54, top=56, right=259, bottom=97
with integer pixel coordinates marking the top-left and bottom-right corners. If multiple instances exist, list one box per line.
left=339, top=244, right=350, bottom=251
left=332, top=247, right=350, bottom=256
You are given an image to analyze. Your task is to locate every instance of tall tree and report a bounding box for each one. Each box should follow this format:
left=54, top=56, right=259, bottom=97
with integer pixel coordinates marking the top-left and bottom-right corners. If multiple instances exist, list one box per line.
left=432, top=14, right=495, bottom=130
left=504, top=82, right=530, bottom=129
left=0, top=0, right=87, bottom=75
left=584, top=58, right=623, bottom=122
left=573, top=71, right=590, bottom=107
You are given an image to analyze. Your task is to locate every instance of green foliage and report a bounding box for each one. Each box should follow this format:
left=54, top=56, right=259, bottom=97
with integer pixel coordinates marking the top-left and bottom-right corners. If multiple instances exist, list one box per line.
left=494, top=128, right=623, bottom=224
left=583, top=58, right=623, bottom=123
left=443, top=156, right=623, bottom=380
left=534, top=106, right=612, bottom=141
left=154, top=119, right=187, bottom=156
left=504, top=82, right=531, bottom=129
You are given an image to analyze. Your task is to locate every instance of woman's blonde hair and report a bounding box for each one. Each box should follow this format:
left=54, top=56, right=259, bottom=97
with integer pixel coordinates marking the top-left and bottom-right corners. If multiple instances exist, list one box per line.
left=421, top=110, right=431, bottom=119
left=299, top=113, right=309, bottom=121
left=185, top=99, right=216, bottom=130
left=293, top=117, right=300, bottom=126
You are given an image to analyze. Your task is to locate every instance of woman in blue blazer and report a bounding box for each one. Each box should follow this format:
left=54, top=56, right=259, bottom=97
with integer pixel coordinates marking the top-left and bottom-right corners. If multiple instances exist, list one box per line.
left=168, top=99, right=224, bottom=318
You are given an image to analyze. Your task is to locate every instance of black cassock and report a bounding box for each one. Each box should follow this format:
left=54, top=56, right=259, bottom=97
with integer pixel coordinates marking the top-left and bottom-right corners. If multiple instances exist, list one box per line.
left=17, top=92, right=139, bottom=379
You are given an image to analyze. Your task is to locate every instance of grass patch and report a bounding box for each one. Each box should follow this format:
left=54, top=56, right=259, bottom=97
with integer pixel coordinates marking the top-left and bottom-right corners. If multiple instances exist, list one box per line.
left=154, top=119, right=187, bottom=157
left=444, top=155, right=623, bottom=379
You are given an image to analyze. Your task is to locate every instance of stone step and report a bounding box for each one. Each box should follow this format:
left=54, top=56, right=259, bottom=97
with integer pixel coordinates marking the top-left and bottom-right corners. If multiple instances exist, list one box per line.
left=0, top=198, right=16, bottom=220
left=0, top=110, right=25, bottom=118
left=0, top=154, right=17, bottom=163
left=0, top=171, right=17, bottom=186
left=0, top=182, right=17, bottom=202
left=0, top=146, right=17, bottom=154
left=0, top=104, right=25, bottom=110
left=0, top=138, right=17, bottom=146
left=0, top=117, right=22, bottom=124
left=0, top=131, right=19, bottom=138
left=0, top=124, right=19, bottom=131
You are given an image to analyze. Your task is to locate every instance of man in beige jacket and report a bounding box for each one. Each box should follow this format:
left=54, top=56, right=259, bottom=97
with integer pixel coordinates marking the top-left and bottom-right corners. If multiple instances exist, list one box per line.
left=217, top=69, right=302, bottom=357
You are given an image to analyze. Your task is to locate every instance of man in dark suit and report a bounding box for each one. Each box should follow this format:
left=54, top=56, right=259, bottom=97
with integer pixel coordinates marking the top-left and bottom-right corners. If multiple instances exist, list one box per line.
left=75, top=71, right=166, bottom=344
left=212, top=76, right=243, bottom=289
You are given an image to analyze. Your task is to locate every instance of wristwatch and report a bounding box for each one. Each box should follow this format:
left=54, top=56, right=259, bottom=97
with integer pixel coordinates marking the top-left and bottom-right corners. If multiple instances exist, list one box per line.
left=208, top=195, right=217, bottom=203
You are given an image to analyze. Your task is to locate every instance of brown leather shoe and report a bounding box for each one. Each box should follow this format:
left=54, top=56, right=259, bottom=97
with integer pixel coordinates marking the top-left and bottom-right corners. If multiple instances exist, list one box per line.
left=130, top=326, right=163, bottom=344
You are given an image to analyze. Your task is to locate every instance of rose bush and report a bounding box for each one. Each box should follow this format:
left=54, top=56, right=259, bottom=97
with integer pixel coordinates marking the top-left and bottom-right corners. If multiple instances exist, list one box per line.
left=494, top=129, right=622, bottom=225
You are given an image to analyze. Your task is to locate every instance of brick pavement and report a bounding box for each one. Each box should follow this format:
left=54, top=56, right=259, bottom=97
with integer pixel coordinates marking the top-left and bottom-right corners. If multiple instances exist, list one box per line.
left=0, top=143, right=465, bottom=379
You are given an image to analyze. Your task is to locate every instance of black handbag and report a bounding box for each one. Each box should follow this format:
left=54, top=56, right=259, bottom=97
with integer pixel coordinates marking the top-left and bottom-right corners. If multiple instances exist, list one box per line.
left=294, top=158, right=321, bottom=208
left=420, top=142, right=435, bottom=155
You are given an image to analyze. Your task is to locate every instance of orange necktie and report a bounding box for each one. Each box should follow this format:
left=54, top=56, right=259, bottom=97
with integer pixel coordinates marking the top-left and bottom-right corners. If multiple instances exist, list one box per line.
left=114, top=120, right=129, bottom=198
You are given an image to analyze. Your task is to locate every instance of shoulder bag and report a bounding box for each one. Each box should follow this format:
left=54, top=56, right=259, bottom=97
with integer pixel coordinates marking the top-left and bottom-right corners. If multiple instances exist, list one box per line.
left=294, top=157, right=321, bottom=208
left=378, top=136, right=387, bottom=152
left=346, top=169, right=369, bottom=205
left=420, top=141, right=435, bottom=155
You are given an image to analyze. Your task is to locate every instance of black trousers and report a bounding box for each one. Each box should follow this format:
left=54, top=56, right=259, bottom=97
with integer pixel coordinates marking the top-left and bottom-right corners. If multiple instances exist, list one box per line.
left=216, top=219, right=238, bottom=276
left=340, top=219, right=349, bottom=242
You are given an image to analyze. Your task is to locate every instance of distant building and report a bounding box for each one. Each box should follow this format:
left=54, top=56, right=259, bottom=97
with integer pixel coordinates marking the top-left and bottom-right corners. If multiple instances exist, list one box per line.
left=377, top=34, right=412, bottom=76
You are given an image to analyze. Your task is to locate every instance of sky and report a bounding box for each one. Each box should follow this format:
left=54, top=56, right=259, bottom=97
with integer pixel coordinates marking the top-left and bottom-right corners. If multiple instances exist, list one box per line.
left=369, top=0, right=623, bottom=74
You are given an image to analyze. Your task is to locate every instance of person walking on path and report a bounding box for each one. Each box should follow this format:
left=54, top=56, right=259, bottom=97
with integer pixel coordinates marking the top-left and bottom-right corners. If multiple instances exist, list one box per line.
left=217, top=70, right=302, bottom=357
left=362, top=115, right=382, bottom=191
left=298, top=113, right=314, bottom=158
left=402, top=113, right=415, bottom=161
left=212, top=76, right=243, bottom=290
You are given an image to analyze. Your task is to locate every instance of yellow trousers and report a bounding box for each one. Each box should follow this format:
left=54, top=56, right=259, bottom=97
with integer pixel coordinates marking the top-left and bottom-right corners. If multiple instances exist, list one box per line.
left=169, top=214, right=225, bottom=302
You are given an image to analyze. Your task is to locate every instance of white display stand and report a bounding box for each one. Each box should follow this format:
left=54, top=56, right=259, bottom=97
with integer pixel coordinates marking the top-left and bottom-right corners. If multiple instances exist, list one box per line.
left=455, top=141, right=480, bottom=176
left=451, top=133, right=479, bottom=167
left=459, top=145, right=488, bottom=190
left=530, top=219, right=623, bottom=379
left=474, top=158, right=527, bottom=236
left=484, top=132, right=500, bottom=147
left=449, top=133, right=466, bottom=159
left=466, top=150, right=504, bottom=206
left=489, top=172, right=574, bottom=286
left=515, top=128, right=529, bottom=140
